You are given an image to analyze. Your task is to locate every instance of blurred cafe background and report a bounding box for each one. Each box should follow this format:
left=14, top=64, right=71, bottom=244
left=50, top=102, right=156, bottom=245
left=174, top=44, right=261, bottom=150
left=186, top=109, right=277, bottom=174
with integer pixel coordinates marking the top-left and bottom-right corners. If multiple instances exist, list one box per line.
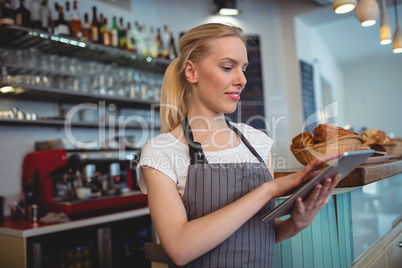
left=0, top=0, right=401, bottom=267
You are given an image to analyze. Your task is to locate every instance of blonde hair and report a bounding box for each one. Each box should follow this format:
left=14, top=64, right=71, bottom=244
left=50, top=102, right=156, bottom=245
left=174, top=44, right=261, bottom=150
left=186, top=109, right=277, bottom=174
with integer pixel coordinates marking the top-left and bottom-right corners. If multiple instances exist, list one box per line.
left=159, top=23, right=246, bottom=133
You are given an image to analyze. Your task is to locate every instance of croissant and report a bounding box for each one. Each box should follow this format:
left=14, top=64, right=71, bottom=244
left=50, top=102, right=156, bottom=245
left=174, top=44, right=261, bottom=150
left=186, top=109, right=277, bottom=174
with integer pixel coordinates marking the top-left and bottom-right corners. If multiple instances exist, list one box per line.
left=362, top=129, right=394, bottom=145
left=290, top=132, right=314, bottom=149
left=312, top=124, right=355, bottom=144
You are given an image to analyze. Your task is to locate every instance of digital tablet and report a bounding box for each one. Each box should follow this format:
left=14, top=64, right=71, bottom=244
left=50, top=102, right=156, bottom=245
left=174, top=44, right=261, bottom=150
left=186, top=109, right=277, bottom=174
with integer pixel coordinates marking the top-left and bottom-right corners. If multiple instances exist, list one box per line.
left=260, top=150, right=374, bottom=222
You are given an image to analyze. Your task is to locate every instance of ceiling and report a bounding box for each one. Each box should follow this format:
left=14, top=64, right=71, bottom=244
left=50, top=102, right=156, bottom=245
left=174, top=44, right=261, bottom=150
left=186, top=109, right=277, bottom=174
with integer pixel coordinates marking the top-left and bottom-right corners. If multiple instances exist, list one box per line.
left=298, top=1, right=402, bottom=66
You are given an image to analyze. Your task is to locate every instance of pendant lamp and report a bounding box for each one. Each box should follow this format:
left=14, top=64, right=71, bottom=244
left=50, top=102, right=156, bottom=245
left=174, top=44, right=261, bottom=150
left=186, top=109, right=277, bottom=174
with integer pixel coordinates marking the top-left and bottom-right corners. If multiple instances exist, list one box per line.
left=380, top=0, right=392, bottom=44
left=393, top=0, right=402, bottom=53
left=356, top=0, right=380, bottom=27
left=333, top=0, right=357, bottom=14
left=214, top=0, right=239, bottom=16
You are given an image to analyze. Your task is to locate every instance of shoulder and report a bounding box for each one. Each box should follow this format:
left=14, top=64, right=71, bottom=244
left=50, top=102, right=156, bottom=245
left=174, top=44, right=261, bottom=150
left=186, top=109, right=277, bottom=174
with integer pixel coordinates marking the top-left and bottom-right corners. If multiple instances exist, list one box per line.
left=230, top=122, right=273, bottom=150
left=140, top=133, right=186, bottom=160
left=231, top=123, right=272, bottom=145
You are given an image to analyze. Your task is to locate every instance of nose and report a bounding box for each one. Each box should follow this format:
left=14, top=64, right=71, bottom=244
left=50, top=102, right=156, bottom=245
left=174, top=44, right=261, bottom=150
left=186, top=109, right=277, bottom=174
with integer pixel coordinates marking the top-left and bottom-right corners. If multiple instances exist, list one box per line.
left=235, top=68, right=247, bottom=87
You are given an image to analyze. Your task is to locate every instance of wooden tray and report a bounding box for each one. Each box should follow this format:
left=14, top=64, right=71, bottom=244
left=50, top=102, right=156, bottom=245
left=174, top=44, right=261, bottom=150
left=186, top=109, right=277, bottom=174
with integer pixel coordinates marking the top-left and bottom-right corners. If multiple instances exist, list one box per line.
left=274, top=159, right=402, bottom=187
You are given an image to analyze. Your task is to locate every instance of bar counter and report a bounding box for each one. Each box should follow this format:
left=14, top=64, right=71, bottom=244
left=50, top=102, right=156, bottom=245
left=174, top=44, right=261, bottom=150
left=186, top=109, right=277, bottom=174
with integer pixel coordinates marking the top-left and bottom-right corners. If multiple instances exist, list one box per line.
left=274, top=158, right=402, bottom=268
left=0, top=160, right=401, bottom=268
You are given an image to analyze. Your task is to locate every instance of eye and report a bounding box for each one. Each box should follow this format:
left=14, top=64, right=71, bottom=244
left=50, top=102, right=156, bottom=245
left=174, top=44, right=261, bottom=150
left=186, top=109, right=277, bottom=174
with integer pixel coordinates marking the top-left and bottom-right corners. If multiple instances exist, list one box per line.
left=222, top=66, right=232, bottom=71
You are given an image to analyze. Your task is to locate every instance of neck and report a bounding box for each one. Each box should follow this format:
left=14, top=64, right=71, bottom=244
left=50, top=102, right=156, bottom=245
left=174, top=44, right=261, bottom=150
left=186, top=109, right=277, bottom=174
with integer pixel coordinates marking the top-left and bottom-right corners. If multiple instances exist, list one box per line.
left=186, top=111, right=228, bottom=132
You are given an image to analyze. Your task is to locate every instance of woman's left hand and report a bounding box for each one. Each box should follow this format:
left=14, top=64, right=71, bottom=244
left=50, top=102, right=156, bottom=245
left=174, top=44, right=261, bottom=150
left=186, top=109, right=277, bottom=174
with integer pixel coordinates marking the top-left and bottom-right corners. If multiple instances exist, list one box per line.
left=289, top=174, right=341, bottom=230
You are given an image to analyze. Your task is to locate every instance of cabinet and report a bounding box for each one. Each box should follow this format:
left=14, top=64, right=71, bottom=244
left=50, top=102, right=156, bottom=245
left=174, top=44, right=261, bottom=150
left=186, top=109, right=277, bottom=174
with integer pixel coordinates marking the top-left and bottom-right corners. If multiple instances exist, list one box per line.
left=351, top=220, right=401, bottom=268
left=0, top=208, right=153, bottom=268
left=0, top=25, right=170, bottom=132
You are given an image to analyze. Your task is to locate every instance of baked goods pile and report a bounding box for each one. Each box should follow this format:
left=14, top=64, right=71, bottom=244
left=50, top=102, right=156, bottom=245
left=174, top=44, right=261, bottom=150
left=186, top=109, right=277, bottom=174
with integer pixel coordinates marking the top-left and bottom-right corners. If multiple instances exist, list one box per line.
left=291, top=124, right=359, bottom=150
left=361, top=129, right=394, bottom=146
left=290, top=124, right=364, bottom=166
left=361, top=129, right=396, bottom=156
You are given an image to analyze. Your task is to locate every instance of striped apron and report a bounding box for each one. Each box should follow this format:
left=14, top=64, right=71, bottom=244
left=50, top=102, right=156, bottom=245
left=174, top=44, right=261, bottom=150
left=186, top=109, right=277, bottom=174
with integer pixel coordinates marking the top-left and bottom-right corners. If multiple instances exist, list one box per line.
left=170, top=118, right=275, bottom=268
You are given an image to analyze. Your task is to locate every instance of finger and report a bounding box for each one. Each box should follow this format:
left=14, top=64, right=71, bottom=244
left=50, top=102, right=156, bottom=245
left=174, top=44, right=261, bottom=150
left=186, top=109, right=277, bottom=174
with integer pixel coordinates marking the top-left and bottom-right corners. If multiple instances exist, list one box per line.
left=294, top=198, right=304, bottom=213
left=306, top=184, right=322, bottom=205
left=298, top=158, right=324, bottom=179
left=325, top=174, right=341, bottom=191
left=319, top=178, right=332, bottom=196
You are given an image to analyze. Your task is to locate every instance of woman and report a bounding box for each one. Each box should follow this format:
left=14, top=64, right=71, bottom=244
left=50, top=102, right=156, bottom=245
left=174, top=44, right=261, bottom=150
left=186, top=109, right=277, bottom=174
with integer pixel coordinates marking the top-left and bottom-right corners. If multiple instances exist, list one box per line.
left=138, top=23, right=340, bottom=267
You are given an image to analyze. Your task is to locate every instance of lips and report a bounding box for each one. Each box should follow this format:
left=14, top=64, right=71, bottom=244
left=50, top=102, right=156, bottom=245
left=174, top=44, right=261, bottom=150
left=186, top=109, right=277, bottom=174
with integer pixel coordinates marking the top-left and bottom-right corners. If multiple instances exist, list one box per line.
left=225, top=91, right=241, bottom=101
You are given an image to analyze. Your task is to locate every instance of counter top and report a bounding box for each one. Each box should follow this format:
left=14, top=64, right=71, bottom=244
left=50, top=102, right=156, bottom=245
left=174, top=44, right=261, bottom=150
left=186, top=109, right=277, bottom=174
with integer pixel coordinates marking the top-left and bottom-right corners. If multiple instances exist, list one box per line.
left=0, top=207, right=150, bottom=238
left=274, top=159, right=402, bottom=187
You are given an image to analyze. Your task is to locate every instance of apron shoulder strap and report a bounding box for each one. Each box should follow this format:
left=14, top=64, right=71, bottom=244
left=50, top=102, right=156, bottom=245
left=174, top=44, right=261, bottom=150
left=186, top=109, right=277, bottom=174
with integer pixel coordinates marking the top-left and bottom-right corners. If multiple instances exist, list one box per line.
left=226, top=121, right=266, bottom=164
left=181, top=117, right=208, bottom=165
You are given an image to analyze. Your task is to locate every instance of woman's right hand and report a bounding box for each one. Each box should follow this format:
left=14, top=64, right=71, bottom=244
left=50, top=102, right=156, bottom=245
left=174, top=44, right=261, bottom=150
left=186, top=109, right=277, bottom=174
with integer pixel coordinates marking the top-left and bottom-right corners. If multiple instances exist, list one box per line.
left=270, top=152, right=341, bottom=198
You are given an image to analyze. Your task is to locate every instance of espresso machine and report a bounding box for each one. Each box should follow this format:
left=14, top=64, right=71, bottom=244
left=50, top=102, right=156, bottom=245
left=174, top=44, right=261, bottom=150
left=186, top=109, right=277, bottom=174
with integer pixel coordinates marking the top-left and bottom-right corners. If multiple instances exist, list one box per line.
left=22, top=149, right=147, bottom=216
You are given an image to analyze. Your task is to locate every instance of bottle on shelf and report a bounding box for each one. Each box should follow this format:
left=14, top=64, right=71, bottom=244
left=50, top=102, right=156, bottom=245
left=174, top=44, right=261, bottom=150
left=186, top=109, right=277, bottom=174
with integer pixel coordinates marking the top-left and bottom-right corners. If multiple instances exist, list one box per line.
left=0, top=0, right=15, bottom=26
left=29, top=0, right=42, bottom=29
left=155, top=27, right=163, bottom=58
left=129, top=21, right=141, bottom=53
left=98, top=12, right=104, bottom=44
left=111, top=16, right=119, bottom=48
left=100, top=17, right=112, bottom=46
left=141, top=23, right=150, bottom=55
left=15, top=0, right=31, bottom=27
left=81, top=12, right=92, bottom=42
left=168, top=31, right=178, bottom=60
left=64, top=1, right=71, bottom=23
left=50, top=2, right=59, bottom=34
left=161, top=24, right=170, bottom=59
left=39, top=0, right=51, bottom=32
left=91, top=6, right=99, bottom=43
left=118, top=17, right=127, bottom=49
left=126, top=21, right=133, bottom=51
left=54, top=5, right=70, bottom=36
left=149, top=26, right=159, bottom=58
left=70, top=0, right=81, bottom=39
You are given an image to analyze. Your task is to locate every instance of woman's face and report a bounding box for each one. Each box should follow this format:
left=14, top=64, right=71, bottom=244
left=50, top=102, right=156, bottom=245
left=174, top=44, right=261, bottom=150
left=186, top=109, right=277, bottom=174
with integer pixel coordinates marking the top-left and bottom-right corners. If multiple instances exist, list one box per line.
left=187, top=35, right=248, bottom=116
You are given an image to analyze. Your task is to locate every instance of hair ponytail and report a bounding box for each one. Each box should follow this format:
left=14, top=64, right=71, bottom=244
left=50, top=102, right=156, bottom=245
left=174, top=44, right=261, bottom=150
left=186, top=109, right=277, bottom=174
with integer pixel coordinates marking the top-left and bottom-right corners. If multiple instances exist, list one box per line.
left=160, top=57, right=189, bottom=133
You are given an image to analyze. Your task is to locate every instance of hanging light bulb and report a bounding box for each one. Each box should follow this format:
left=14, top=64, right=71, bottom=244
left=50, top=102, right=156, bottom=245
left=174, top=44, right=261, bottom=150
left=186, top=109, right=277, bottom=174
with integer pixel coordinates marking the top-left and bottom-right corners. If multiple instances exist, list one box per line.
left=393, top=0, right=402, bottom=53
left=356, top=0, right=380, bottom=27
left=380, top=0, right=392, bottom=44
left=333, top=0, right=357, bottom=14
left=394, top=23, right=402, bottom=52
left=214, top=0, right=239, bottom=16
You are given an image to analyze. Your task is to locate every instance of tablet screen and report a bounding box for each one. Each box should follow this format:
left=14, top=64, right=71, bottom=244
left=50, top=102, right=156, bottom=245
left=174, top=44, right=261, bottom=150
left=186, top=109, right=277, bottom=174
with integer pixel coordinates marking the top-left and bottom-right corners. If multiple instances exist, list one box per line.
left=260, top=150, right=374, bottom=222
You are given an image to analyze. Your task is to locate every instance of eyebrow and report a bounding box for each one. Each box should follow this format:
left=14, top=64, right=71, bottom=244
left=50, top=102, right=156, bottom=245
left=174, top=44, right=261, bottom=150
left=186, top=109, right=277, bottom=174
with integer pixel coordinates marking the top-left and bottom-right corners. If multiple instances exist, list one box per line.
left=220, top=57, right=249, bottom=68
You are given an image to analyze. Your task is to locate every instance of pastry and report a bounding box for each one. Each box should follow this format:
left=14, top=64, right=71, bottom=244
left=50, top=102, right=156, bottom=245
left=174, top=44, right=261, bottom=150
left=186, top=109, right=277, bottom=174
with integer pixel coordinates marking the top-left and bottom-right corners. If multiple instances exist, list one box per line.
left=291, top=132, right=314, bottom=149
left=369, top=143, right=386, bottom=157
left=362, top=129, right=394, bottom=145
left=312, top=124, right=357, bottom=144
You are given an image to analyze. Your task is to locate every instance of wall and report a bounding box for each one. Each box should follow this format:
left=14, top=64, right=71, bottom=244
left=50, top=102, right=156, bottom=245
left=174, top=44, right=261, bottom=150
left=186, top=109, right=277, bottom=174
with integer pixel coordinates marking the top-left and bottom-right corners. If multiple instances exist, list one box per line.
left=343, top=56, right=402, bottom=136
left=295, top=14, right=346, bottom=129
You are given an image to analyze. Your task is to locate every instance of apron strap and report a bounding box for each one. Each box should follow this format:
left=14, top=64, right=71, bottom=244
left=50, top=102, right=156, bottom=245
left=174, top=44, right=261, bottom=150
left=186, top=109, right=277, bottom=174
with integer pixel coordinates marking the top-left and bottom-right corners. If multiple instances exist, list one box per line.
left=226, top=120, right=266, bottom=164
left=181, top=117, right=208, bottom=165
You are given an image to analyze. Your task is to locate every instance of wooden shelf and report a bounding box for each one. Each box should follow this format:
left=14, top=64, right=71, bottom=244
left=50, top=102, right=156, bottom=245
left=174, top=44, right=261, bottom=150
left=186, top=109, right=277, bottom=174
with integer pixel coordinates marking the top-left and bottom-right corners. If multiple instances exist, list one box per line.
left=0, top=25, right=171, bottom=73
left=274, top=159, right=402, bottom=187
left=0, top=83, right=160, bottom=109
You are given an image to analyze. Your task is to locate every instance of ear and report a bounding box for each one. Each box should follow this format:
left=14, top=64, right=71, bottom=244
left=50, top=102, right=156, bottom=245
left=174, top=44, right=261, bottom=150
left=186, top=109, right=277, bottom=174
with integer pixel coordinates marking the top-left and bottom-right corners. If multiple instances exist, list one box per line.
left=185, top=60, right=197, bottom=83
